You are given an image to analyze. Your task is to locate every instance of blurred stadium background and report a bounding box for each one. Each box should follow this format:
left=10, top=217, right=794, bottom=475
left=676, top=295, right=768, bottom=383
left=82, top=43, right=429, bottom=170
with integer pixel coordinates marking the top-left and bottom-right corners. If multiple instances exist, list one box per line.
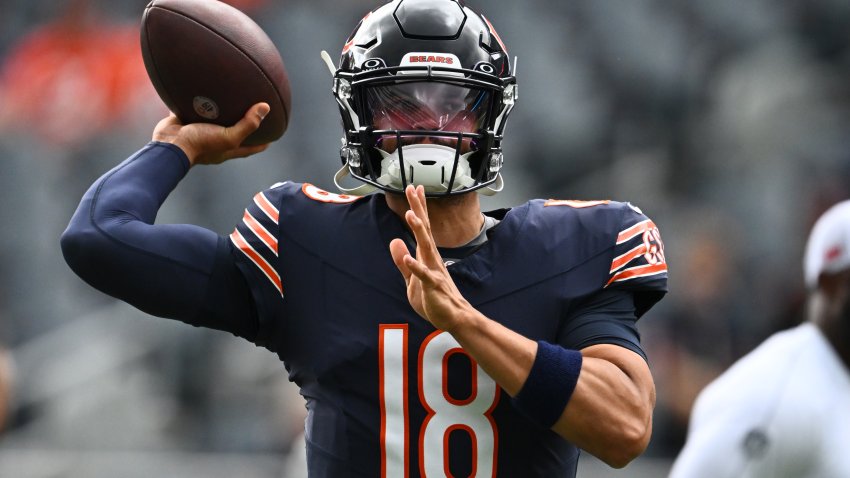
left=0, top=0, right=849, bottom=476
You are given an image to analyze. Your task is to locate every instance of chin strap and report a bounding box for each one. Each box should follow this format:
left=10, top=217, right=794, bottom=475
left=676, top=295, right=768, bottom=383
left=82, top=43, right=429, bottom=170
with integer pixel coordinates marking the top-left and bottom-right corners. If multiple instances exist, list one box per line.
left=478, top=173, right=504, bottom=196
left=334, top=165, right=379, bottom=195
left=320, top=50, right=336, bottom=76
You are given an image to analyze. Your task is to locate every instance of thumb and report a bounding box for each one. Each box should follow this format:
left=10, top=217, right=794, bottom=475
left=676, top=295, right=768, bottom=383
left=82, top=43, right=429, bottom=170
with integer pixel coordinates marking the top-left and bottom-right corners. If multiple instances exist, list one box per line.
left=254, top=102, right=271, bottom=120
left=226, top=102, right=270, bottom=144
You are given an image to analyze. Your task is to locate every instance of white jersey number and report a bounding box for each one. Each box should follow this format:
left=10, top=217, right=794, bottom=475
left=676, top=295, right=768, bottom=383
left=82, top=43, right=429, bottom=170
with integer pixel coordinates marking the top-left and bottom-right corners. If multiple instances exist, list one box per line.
left=380, top=326, right=500, bottom=477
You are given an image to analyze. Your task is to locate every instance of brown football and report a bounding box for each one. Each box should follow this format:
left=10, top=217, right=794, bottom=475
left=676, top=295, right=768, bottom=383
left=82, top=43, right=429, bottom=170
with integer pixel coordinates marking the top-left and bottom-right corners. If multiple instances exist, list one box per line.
left=140, top=0, right=291, bottom=145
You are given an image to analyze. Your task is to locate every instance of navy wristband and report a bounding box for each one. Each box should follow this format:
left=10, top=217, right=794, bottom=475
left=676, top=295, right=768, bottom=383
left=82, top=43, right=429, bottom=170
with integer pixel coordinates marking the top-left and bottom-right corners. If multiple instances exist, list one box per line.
left=512, top=341, right=583, bottom=428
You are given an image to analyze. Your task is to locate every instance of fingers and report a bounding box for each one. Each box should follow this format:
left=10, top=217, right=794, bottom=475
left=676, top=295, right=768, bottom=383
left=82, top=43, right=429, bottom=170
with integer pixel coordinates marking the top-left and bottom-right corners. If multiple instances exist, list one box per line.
left=402, top=254, right=436, bottom=286
left=391, top=236, right=436, bottom=287
left=403, top=187, right=444, bottom=268
left=404, top=209, right=442, bottom=266
left=405, top=185, right=430, bottom=229
left=389, top=238, right=413, bottom=281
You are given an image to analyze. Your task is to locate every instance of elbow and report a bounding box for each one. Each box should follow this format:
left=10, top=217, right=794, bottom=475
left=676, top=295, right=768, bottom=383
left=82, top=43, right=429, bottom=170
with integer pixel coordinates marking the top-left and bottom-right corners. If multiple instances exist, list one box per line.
left=60, top=222, right=104, bottom=282
left=569, top=345, right=657, bottom=468
left=599, top=412, right=652, bottom=469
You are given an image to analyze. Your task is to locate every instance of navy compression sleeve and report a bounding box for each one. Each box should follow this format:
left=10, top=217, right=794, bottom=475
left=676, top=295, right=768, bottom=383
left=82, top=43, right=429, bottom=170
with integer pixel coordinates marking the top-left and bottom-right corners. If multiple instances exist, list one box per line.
left=60, top=142, right=259, bottom=341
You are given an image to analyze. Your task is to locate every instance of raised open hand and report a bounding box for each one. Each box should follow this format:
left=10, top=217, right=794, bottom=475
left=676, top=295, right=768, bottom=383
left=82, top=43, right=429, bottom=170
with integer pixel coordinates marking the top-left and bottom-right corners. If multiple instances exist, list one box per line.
left=389, top=185, right=473, bottom=332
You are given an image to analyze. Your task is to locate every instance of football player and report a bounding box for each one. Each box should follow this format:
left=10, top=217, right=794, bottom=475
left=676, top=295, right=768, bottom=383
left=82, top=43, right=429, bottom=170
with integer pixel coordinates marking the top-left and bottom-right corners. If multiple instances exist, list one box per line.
left=670, top=201, right=850, bottom=477
left=61, top=0, right=668, bottom=476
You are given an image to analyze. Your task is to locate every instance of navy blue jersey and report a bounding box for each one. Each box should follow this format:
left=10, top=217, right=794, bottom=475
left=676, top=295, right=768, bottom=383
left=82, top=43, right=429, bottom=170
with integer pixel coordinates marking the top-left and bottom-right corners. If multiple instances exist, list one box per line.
left=230, top=182, right=668, bottom=477
left=62, top=144, right=666, bottom=477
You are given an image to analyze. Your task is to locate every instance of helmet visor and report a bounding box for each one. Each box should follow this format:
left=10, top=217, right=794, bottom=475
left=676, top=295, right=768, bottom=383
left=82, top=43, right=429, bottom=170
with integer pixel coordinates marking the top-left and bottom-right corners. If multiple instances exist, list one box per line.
left=363, top=82, right=492, bottom=153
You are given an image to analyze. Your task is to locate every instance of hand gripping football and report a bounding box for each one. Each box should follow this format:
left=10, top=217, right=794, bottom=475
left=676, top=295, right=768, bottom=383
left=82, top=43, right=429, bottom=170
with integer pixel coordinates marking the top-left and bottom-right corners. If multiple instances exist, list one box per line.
left=140, top=0, right=291, bottom=145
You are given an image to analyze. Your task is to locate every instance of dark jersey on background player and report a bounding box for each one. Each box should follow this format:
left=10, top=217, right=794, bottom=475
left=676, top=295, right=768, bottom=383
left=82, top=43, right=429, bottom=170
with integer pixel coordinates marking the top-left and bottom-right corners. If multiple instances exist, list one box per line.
left=61, top=1, right=668, bottom=476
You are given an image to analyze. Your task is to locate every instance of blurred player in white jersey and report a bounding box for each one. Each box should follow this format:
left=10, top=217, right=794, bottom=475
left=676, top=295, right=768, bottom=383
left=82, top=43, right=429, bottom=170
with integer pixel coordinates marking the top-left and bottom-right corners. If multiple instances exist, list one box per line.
left=670, top=200, right=850, bottom=477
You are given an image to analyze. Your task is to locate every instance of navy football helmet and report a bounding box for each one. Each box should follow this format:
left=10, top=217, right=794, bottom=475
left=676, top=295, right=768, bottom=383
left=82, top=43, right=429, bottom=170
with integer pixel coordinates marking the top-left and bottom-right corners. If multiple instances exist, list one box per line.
left=323, top=0, right=518, bottom=197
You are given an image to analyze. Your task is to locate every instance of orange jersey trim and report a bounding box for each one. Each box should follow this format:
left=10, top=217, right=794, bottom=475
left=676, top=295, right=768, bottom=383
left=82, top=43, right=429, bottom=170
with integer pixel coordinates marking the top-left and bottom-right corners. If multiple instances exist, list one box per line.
left=379, top=324, right=410, bottom=478
left=606, top=263, right=667, bottom=287
left=253, top=192, right=279, bottom=223
left=609, top=243, right=649, bottom=273
left=616, top=219, right=656, bottom=245
left=302, top=183, right=362, bottom=204
left=230, top=229, right=282, bottom=296
left=242, top=210, right=278, bottom=256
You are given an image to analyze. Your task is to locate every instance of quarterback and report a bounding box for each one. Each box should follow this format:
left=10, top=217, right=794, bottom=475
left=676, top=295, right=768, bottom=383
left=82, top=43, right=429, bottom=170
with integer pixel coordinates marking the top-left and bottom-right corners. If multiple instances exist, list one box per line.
left=61, top=0, right=668, bottom=476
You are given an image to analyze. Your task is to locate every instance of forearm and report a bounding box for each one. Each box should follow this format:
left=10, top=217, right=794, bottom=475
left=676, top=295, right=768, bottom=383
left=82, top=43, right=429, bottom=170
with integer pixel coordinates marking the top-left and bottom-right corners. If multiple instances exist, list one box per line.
left=556, top=345, right=655, bottom=467
left=449, top=307, right=654, bottom=467
left=447, top=307, right=537, bottom=397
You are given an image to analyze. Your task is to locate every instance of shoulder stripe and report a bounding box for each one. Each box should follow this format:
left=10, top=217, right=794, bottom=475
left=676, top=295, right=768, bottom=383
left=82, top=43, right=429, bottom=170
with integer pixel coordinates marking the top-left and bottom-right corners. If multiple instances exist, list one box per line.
left=230, top=229, right=283, bottom=297
left=610, top=243, right=649, bottom=273
left=544, top=199, right=610, bottom=208
left=605, top=263, right=667, bottom=286
left=253, top=192, right=279, bottom=223
left=616, top=219, right=655, bottom=245
left=242, top=210, right=278, bottom=256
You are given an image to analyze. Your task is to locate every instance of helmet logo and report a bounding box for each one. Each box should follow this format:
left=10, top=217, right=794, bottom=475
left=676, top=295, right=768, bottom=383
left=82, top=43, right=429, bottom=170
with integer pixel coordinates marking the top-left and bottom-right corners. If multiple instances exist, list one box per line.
left=363, top=59, right=385, bottom=70
left=475, top=63, right=496, bottom=74
left=400, top=52, right=462, bottom=70
left=409, top=55, right=453, bottom=65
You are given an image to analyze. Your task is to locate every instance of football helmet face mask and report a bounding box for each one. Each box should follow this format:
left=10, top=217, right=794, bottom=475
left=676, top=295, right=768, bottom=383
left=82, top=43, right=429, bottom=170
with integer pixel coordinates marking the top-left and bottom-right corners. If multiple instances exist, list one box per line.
left=324, top=0, right=518, bottom=197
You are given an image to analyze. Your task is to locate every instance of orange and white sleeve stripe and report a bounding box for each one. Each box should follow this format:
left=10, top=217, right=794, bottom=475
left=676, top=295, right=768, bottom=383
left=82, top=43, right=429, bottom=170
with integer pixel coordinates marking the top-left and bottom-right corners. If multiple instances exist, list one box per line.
left=606, top=219, right=667, bottom=287
left=230, top=191, right=283, bottom=296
